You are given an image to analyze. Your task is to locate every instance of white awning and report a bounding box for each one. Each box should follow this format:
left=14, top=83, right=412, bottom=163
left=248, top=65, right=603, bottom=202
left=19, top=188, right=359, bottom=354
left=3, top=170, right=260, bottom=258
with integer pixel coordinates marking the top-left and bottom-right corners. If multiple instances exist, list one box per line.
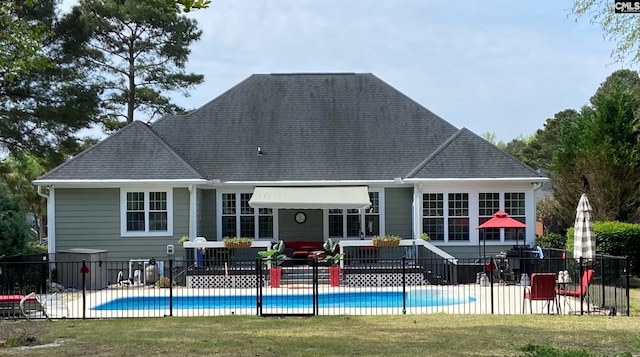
left=248, top=186, right=371, bottom=209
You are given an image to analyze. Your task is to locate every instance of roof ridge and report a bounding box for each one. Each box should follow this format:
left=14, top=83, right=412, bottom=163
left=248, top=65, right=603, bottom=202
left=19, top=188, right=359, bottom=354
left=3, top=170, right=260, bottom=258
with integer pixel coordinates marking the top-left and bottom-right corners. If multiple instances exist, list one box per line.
left=406, top=128, right=466, bottom=178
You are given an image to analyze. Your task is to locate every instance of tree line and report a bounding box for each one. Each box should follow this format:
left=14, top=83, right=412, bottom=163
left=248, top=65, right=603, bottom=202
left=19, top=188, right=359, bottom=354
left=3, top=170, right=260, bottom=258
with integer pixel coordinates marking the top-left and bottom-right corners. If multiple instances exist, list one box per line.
left=499, top=69, right=640, bottom=234
left=0, top=0, right=204, bottom=254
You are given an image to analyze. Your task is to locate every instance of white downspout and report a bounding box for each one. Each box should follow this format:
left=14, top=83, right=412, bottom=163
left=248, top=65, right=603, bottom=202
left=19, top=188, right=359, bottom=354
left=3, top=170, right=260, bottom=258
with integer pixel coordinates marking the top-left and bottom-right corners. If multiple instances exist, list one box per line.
left=37, top=185, right=55, bottom=257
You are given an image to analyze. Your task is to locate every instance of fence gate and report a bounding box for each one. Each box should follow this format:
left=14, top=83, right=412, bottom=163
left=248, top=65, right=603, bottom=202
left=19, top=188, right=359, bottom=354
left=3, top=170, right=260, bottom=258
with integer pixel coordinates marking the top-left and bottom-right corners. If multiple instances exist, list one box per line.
left=258, top=260, right=319, bottom=316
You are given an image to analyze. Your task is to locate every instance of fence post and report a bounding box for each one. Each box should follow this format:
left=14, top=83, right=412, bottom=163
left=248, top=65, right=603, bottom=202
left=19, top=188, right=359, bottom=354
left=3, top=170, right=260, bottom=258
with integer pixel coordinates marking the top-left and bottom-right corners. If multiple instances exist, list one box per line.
left=313, top=259, right=318, bottom=316
left=626, top=258, right=630, bottom=316
left=169, top=258, right=173, bottom=317
left=256, top=258, right=262, bottom=316
left=579, top=257, right=584, bottom=315
left=489, top=256, right=494, bottom=315
left=600, top=254, right=605, bottom=309
left=402, top=257, right=406, bottom=315
left=82, top=259, right=87, bottom=319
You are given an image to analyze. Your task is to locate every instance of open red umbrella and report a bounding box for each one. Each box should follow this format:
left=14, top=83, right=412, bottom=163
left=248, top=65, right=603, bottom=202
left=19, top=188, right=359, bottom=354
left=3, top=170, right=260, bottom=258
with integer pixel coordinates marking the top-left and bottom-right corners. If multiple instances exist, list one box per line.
left=477, top=210, right=527, bottom=258
left=478, top=210, right=526, bottom=229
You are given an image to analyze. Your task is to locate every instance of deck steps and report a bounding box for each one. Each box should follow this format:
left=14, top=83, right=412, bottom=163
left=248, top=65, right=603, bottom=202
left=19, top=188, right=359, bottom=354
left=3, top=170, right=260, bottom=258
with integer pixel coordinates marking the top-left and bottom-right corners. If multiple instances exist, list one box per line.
left=280, top=266, right=329, bottom=284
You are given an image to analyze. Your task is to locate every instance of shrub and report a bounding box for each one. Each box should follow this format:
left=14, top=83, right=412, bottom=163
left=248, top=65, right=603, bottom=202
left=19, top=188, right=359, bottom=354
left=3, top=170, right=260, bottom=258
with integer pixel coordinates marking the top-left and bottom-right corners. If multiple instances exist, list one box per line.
left=0, top=184, right=30, bottom=256
left=567, top=221, right=640, bottom=275
left=535, top=233, right=566, bottom=249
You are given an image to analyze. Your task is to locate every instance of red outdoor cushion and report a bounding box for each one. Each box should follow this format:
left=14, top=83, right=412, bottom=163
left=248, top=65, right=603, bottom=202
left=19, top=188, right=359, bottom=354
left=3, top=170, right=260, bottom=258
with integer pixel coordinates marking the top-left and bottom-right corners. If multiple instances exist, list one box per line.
left=0, top=295, right=36, bottom=303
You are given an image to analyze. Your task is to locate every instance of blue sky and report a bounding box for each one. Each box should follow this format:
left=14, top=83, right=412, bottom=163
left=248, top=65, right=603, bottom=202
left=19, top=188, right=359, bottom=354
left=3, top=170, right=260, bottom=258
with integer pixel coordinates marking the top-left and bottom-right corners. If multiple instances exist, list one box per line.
left=61, top=0, right=620, bottom=142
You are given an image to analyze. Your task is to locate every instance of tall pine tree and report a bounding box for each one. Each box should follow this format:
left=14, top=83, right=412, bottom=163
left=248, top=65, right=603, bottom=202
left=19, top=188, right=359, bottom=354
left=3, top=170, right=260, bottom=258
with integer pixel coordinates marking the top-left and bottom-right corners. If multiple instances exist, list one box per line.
left=0, top=0, right=101, bottom=156
left=62, top=0, right=204, bottom=131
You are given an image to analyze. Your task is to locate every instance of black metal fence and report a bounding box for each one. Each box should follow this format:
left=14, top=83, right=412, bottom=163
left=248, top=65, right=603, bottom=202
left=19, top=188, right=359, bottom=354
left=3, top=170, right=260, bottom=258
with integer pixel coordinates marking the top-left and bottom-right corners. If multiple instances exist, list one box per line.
left=0, top=252, right=629, bottom=319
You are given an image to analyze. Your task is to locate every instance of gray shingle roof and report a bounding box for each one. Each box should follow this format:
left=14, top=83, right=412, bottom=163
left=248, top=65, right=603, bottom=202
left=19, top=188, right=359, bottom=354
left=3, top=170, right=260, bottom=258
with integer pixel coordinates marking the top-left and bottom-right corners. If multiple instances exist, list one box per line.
left=407, top=128, right=541, bottom=178
left=152, top=73, right=462, bottom=181
left=39, top=73, right=544, bottom=182
left=38, top=121, right=204, bottom=180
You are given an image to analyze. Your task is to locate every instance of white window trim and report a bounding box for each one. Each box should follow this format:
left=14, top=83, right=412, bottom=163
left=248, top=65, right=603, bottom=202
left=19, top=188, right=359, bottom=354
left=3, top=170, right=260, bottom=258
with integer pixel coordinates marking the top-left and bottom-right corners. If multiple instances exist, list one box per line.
left=419, top=188, right=530, bottom=245
left=323, top=189, right=385, bottom=239
left=120, top=188, right=174, bottom=237
left=216, top=189, right=278, bottom=241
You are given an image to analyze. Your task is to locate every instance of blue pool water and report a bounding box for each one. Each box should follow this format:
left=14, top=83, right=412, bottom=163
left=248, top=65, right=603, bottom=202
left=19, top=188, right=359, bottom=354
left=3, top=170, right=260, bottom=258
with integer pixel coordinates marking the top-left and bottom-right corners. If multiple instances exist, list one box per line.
left=92, top=290, right=476, bottom=310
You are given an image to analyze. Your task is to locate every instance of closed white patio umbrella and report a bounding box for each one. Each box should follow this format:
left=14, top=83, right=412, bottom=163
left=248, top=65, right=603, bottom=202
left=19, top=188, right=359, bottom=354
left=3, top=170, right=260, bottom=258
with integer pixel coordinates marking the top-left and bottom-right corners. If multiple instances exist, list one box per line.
left=573, top=193, right=595, bottom=261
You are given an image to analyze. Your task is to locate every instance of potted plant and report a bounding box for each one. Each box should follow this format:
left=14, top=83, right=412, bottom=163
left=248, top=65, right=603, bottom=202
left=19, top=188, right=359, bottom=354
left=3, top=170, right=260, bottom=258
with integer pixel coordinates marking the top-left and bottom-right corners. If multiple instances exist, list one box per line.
left=258, top=240, right=286, bottom=287
left=319, top=238, right=343, bottom=287
left=372, top=234, right=401, bottom=247
left=178, top=235, right=189, bottom=245
left=420, top=233, right=430, bottom=241
left=223, top=237, right=253, bottom=249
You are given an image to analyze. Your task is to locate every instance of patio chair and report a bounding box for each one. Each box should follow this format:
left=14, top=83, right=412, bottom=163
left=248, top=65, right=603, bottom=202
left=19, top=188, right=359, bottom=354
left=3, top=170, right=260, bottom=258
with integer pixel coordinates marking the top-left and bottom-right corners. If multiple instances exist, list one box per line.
left=523, top=273, right=558, bottom=314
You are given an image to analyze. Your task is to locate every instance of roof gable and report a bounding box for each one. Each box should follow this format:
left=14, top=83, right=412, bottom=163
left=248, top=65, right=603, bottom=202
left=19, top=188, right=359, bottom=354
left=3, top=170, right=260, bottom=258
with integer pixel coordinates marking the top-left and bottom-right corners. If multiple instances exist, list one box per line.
left=407, top=128, right=542, bottom=179
left=38, top=121, right=204, bottom=180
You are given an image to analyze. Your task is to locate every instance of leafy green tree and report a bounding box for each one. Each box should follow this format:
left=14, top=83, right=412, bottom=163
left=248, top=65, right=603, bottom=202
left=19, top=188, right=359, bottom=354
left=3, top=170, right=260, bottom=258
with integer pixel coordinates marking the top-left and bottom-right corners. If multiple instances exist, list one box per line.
left=0, top=182, right=31, bottom=256
left=551, top=73, right=640, bottom=225
left=62, top=0, right=204, bottom=131
left=573, top=1, right=640, bottom=64
left=0, top=0, right=51, bottom=82
left=1, top=0, right=101, bottom=156
left=522, top=109, right=580, bottom=171
left=0, top=154, right=48, bottom=242
left=173, top=0, right=211, bottom=12
left=481, top=132, right=497, bottom=145
left=502, top=134, right=534, bottom=165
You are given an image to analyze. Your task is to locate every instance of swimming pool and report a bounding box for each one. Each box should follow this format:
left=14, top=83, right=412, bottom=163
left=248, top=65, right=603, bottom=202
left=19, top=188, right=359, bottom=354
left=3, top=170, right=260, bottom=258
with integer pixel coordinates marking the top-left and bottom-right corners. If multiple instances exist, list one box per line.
left=92, top=289, right=476, bottom=310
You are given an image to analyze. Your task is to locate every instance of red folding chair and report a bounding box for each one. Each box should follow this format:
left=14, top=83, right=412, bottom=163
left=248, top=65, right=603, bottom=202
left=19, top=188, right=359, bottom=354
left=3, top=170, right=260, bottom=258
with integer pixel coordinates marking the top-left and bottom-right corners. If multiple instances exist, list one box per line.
left=523, top=273, right=558, bottom=314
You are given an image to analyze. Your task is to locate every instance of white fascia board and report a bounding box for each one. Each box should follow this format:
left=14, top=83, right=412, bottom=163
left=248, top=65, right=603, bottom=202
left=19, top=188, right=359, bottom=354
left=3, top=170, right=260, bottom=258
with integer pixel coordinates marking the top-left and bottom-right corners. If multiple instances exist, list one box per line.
left=33, top=179, right=209, bottom=187
left=216, top=179, right=398, bottom=186
left=403, top=177, right=549, bottom=183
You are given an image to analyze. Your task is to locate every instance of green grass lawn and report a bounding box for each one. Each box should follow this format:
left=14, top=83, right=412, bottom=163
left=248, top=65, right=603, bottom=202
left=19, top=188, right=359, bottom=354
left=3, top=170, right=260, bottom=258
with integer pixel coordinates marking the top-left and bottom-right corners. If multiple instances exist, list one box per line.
left=2, top=313, right=640, bottom=357
left=2, top=286, right=639, bottom=357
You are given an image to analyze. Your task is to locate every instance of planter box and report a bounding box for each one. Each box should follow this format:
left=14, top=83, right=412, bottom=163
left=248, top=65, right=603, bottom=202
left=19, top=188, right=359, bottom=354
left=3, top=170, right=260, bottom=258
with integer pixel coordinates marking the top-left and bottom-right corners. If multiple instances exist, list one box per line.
left=372, top=240, right=400, bottom=247
left=224, top=242, right=252, bottom=249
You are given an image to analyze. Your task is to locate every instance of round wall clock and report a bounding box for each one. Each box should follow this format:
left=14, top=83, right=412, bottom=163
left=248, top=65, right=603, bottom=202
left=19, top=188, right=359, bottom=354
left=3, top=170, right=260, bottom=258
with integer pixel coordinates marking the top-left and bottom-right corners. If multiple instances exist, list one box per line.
left=295, top=211, right=306, bottom=224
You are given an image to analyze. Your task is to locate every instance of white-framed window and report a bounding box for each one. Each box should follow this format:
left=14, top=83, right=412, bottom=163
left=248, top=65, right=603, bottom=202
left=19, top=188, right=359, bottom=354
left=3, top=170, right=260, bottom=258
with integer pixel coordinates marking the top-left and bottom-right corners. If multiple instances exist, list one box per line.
left=424, top=190, right=528, bottom=244
left=504, top=192, right=526, bottom=241
left=220, top=192, right=274, bottom=239
left=479, top=192, right=500, bottom=241
left=422, top=192, right=469, bottom=242
left=447, top=193, right=469, bottom=241
left=328, top=191, right=381, bottom=239
left=422, top=193, right=444, bottom=241
left=120, top=189, right=173, bottom=237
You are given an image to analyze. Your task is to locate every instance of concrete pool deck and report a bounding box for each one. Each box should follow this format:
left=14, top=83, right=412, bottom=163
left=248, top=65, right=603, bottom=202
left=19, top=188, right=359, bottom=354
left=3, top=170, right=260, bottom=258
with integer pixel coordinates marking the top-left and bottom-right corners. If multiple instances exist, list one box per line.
left=41, top=283, right=599, bottom=319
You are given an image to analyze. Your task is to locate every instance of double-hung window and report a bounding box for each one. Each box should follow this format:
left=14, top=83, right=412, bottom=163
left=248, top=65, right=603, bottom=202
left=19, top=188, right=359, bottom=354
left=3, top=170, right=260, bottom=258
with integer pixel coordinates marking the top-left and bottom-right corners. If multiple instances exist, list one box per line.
left=504, top=192, right=526, bottom=241
left=422, top=193, right=444, bottom=241
left=328, top=191, right=380, bottom=238
left=478, top=193, right=500, bottom=241
left=221, top=192, right=273, bottom=239
left=121, top=189, right=173, bottom=237
left=422, top=192, right=469, bottom=241
left=448, top=193, right=469, bottom=241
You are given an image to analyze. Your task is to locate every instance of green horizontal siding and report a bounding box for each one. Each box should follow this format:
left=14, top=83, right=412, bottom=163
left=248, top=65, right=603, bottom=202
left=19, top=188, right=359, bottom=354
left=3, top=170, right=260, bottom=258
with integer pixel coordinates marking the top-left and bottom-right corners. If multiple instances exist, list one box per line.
left=55, top=187, right=190, bottom=261
left=384, top=187, right=412, bottom=238
left=197, top=189, right=216, bottom=240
